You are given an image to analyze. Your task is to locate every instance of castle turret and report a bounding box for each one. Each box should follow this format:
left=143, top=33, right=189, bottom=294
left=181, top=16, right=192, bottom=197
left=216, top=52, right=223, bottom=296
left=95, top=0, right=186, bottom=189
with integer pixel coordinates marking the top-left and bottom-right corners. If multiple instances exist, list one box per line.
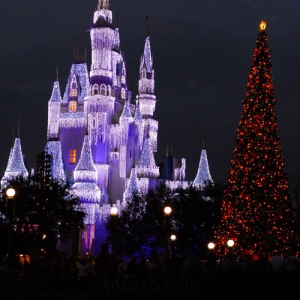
left=1, top=137, right=28, bottom=187
left=47, top=80, right=62, bottom=140
left=123, top=167, right=141, bottom=202
left=193, top=149, right=213, bottom=189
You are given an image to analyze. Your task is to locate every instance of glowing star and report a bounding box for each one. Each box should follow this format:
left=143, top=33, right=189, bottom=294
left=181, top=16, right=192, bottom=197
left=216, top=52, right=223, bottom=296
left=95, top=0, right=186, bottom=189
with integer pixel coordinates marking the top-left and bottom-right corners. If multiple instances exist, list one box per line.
left=260, top=20, right=266, bottom=31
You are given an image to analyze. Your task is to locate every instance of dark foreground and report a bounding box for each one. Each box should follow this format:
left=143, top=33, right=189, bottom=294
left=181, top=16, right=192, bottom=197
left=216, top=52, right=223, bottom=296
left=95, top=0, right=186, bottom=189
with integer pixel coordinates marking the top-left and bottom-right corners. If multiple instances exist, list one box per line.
left=0, top=268, right=298, bottom=300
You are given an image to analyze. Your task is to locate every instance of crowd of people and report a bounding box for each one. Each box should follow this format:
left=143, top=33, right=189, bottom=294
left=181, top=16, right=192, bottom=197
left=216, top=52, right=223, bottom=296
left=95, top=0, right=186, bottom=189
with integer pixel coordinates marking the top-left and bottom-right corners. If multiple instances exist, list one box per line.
left=0, top=250, right=300, bottom=295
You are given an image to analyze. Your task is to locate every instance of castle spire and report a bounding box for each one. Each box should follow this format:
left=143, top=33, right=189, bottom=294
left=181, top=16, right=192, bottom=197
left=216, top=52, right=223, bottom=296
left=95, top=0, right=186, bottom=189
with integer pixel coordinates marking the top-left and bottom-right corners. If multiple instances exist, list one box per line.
left=146, top=16, right=150, bottom=37
left=193, top=148, right=213, bottom=190
left=136, top=134, right=159, bottom=179
left=98, top=0, right=110, bottom=10
left=1, top=137, right=28, bottom=186
left=123, top=168, right=141, bottom=202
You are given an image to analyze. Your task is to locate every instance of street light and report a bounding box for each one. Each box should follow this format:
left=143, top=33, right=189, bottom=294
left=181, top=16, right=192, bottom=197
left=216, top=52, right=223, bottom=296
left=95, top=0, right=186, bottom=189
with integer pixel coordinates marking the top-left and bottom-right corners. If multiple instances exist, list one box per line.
left=208, top=242, right=215, bottom=250
left=163, top=206, right=172, bottom=255
left=110, top=206, right=118, bottom=254
left=170, top=234, right=177, bottom=258
left=227, top=239, right=234, bottom=248
left=6, top=187, right=16, bottom=257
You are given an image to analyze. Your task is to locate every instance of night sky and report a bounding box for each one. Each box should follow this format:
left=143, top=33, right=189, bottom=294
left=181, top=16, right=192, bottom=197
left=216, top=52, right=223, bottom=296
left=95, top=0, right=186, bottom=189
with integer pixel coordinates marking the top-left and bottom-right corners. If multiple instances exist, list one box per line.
left=1, top=0, right=300, bottom=183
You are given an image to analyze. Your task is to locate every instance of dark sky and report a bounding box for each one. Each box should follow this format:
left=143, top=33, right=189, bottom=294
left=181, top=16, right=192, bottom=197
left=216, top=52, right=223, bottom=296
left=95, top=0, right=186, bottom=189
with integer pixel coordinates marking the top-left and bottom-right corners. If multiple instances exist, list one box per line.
left=1, top=0, right=300, bottom=183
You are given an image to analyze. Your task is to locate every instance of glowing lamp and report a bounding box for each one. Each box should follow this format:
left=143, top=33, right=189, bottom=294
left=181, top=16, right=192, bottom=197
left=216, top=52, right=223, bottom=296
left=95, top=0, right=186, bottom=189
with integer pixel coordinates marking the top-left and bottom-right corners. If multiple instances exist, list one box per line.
left=170, top=234, right=176, bottom=241
left=208, top=242, right=215, bottom=250
left=6, top=188, right=16, bottom=198
left=110, top=206, right=118, bottom=216
left=227, top=239, right=235, bottom=247
left=164, top=206, right=172, bottom=215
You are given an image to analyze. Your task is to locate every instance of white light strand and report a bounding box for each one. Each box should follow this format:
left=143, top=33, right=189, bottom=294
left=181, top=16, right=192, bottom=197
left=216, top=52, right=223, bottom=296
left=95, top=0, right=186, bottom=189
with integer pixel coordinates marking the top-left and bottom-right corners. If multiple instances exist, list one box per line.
left=85, top=95, right=115, bottom=114
left=140, top=36, right=152, bottom=73
left=88, top=112, right=108, bottom=145
left=71, top=182, right=101, bottom=204
left=134, top=101, right=144, bottom=150
left=45, top=141, right=66, bottom=182
left=165, top=180, right=189, bottom=190
left=139, top=96, right=156, bottom=117
left=94, top=2, right=112, bottom=23
left=60, top=112, right=86, bottom=129
left=123, top=168, right=141, bottom=201
left=137, top=178, right=149, bottom=196
left=119, top=145, right=127, bottom=178
left=193, top=149, right=214, bottom=189
left=74, top=135, right=98, bottom=182
left=110, top=124, right=122, bottom=150
left=136, top=137, right=159, bottom=178
left=1, top=138, right=28, bottom=186
left=109, top=151, right=119, bottom=162
left=91, top=29, right=114, bottom=72
left=95, top=164, right=109, bottom=188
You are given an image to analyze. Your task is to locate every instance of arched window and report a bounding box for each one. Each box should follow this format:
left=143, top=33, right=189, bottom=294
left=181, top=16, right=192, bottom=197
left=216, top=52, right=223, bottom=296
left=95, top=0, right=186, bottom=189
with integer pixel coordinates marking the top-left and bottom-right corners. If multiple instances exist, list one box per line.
left=69, top=149, right=76, bottom=164
left=107, top=85, right=111, bottom=96
left=100, top=84, right=106, bottom=95
left=69, top=101, right=77, bottom=112
left=92, top=84, right=99, bottom=95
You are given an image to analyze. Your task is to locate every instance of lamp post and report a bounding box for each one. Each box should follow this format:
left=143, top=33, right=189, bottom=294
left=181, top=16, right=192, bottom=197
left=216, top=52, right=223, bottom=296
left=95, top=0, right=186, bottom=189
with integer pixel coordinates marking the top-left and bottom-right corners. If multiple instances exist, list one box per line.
left=163, top=206, right=172, bottom=255
left=6, top=188, right=16, bottom=257
left=110, top=206, right=118, bottom=254
left=170, top=234, right=176, bottom=258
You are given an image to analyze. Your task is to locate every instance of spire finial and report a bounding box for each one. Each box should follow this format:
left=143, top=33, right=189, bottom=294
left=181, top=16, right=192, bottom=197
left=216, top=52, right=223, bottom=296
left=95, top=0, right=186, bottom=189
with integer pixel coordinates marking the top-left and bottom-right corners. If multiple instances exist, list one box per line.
left=17, top=116, right=20, bottom=138
left=202, top=130, right=205, bottom=149
left=166, top=143, right=169, bottom=157
left=146, top=16, right=150, bottom=37
left=56, top=64, right=59, bottom=81
left=98, top=0, right=109, bottom=10
left=116, top=6, right=119, bottom=28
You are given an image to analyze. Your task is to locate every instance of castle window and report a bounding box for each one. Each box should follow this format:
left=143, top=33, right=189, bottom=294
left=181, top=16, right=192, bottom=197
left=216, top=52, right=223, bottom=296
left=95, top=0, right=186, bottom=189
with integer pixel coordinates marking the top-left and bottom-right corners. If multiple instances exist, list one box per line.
left=70, top=89, right=77, bottom=97
left=69, top=101, right=77, bottom=112
left=92, top=84, right=99, bottom=95
left=121, top=88, right=125, bottom=99
left=100, top=84, right=107, bottom=95
left=107, top=85, right=111, bottom=96
left=142, top=69, right=146, bottom=79
left=69, top=149, right=76, bottom=164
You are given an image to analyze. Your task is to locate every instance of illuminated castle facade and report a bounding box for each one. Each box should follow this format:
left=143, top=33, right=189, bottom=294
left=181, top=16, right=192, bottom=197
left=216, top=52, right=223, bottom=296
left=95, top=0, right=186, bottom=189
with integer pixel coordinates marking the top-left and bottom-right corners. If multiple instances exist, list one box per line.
left=1, top=0, right=214, bottom=255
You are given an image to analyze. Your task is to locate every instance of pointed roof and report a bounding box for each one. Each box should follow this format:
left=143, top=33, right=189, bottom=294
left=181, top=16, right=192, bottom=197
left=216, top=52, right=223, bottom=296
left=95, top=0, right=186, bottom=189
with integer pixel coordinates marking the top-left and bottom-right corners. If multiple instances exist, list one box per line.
left=136, top=134, right=159, bottom=178
left=120, top=100, right=133, bottom=122
left=1, top=138, right=28, bottom=186
left=49, top=81, right=62, bottom=102
left=112, top=28, right=120, bottom=52
left=123, top=168, right=141, bottom=201
left=45, top=140, right=66, bottom=182
left=74, top=134, right=97, bottom=183
left=140, top=36, right=152, bottom=73
left=62, top=62, right=89, bottom=104
left=193, top=149, right=213, bottom=189
left=133, top=100, right=143, bottom=123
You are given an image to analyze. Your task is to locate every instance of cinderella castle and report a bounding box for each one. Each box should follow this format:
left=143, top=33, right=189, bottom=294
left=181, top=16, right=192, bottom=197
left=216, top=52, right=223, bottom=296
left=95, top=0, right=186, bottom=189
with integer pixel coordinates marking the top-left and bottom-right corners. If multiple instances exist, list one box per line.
left=1, top=0, right=213, bottom=255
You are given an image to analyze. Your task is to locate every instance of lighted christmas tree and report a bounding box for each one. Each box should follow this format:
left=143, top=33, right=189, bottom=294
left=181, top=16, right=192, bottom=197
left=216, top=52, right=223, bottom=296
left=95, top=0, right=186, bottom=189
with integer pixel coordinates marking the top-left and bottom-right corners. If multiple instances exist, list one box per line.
left=214, top=20, right=295, bottom=257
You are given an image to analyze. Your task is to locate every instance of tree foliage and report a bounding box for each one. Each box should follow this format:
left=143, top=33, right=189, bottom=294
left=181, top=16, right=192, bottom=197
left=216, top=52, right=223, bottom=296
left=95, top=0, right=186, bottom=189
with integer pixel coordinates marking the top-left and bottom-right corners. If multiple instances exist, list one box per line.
left=0, top=176, right=85, bottom=257
left=106, top=181, right=223, bottom=259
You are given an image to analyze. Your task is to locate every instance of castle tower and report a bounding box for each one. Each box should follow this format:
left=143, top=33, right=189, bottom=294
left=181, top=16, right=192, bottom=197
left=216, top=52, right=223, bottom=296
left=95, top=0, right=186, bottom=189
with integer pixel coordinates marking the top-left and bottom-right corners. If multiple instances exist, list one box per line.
left=70, top=132, right=101, bottom=254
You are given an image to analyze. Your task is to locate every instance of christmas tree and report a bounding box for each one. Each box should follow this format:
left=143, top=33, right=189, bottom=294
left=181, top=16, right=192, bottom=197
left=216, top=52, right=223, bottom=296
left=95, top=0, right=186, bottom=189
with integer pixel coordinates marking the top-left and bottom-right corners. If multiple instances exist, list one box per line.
left=214, top=20, right=295, bottom=257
